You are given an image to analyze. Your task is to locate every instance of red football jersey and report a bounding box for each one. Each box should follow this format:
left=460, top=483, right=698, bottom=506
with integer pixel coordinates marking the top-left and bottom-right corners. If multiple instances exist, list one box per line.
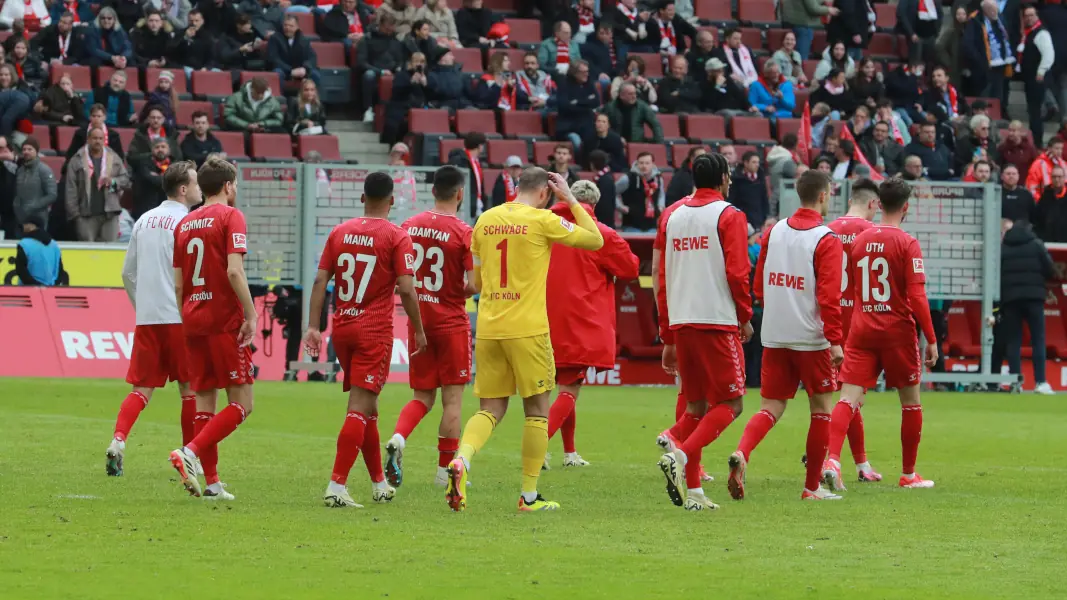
left=828, top=215, right=874, bottom=336
left=402, top=210, right=473, bottom=335
left=847, top=225, right=927, bottom=349
left=653, top=197, right=690, bottom=252
left=319, top=217, right=415, bottom=340
left=173, top=203, right=248, bottom=337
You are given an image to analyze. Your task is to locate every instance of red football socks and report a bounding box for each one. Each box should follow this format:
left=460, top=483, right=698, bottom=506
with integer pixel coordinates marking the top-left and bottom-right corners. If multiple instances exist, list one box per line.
left=186, top=403, right=246, bottom=458
left=680, top=403, right=738, bottom=488
left=805, top=413, right=831, bottom=491
left=669, top=412, right=701, bottom=443
left=331, top=411, right=368, bottom=485
left=675, top=392, right=686, bottom=422
left=827, top=400, right=856, bottom=463
left=180, top=395, right=196, bottom=446
left=561, top=408, right=577, bottom=454
left=362, top=414, right=385, bottom=484
left=113, top=391, right=149, bottom=442
left=901, top=405, right=923, bottom=474
left=438, top=436, right=459, bottom=468
left=736, top=409, right=777, bottom=462
left=393, top=400, right=429, bottom=439
left=847, top=408, right=868, bottom=464
left=192, top=411, right=219, bottom=485
left=547, top=391, right=576, bottom=439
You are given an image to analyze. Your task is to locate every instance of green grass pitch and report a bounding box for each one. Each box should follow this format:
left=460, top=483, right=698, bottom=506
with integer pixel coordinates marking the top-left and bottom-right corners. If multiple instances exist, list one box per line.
left=1, top=378, right=1065, bottom=599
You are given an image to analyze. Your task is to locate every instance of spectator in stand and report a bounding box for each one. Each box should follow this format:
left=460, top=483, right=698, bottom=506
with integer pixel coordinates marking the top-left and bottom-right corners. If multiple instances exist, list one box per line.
left=84, top=7, right=133, bottom=68
left=828, top=0, right=875, bottom=62
left=582, top=23, right=617, bottom=83
left=0, top=0, right=51, bottom=31
left=770, top=30, right=808, bottom=88
left=415, top=0, right=459, bottom=48
left=224, top=76, right=284, bottom=132
left=49, top=0, right=95, bottom=26
left=813, top=41, right=855, bottom=83
left=181, top=110, right=223, bottom=166
left=956, top=114, right=1000, bottom=176
left=455, top=0, right=498, bottom=49
left=875, top=100, right=911, bottom=145
left=998, top=217, right=1055, bottom=394
left=999, top=120, right=1039, bottom=175
left=269, top=15, right=321, bottom=86
left=129, top=105, right=183, bottom=163
left=546, top=144, right=579, bottom=185
left=850, top=57, right=883, bottom=113
left=129, top=137, right=173, bottom=219
left=3, top=22, right=29, bottom=57
left=1036, top=165, right=1067, bottom=241
left=701, top=57, right=754, bottom=118
left=719, top=143, right=738, bottom=169
left=517, top=52, right=557, bottom=114
left=603, top=82, right=662, bottom=143
left=141, top=70, right=179, bottom=129
left=810, top=103, right=833, bottom=149
left=896, top=0, right=942, bottom=65
left=583, top=112, right=625, bottom=172
left=685, top=29, right=715, bottom=78
left=172, top=9, right=217, bottom=73
left=403, top=19, right=440, bottom=63
left=846, top=105, right=871, bottom=140
left=885, top=61, right=923, bottom=125
left=34, top=74, right=86, bottom=125
left=1020, top=4, right=1055, bottom=148
left=748, top=61, right=796, bottom=120
left=288, top=79, right=327, bottom=135
left=588, top=150, right=617, bottom=226
left=199, top=0, right=239, bottom=38
left=320, top=0, right=370, bottom=51
left=86, top=70, right=136, bottom=127
left=617, top=151, right=665, bottom=232
left=14, top=214, right=63, bottom=284
left=905, top=122, right=955, bottom=180
left=665, top=144, right=705, bottom=205
left=657, top=55, right=700, bottom=114
left=357, top=13, right=404, bottom=122
left=382, top=51, right=428, bottom=144
left=13, top=137, right=55, bottom=233
left=109, top=0, right=149, bottom=32
left=1001, top=164, right=1035, bottom=223
left=220, top=13, right=268, bottom=71
left=427, top=49, right=473, bottom=110
left=0, top=65, right=31, bottom=136
left=820, top=132, right=839, bottom=162
left=446, top=132, right=486, bottom=218
left=610, top=55, right=657, bottom=105
left=491, top=154, right=523, bottom=207
left=609, top=0, right=652, bottom=62
left=377, top=0, right=418, bottom=40
left=539, top=21, right=581, bottom=78
left=963, top=0, right=1015, bottom=103
left=1026, top=136, right=1066, bottom=197
left=148, top=0, right=193, bottom=30
left=968, top=159, right=994, bottom=183
left=238, top=0, right=284, bottom=38
left=810, top=67, right=855, bottom=118
left=767, top=134, right=803, bottom=214
left=713, top=27, right=759, bottom=89
left=831, top=139, right=856, bottom=179
left=568, top=0, right=598, bottom=45
left=728, top=150, right=769, bottom=228
left=473, top=52, right=528, bottom=110
left=860, top=120, right=905, bottom=176
left=921, top=65, right=968, bottom=124
left=66, top=103, right=125, bottom=160
left=936, top=4, right=969, bottom=87
left=65, top=125, right=130, bottom=242
left=814, top=155, right=834, bottom=174
left=781, top=0, right=838, bottom=61
left=647, top=0, right=696, bottom=60
left=8, top=39, right=45, bottom=90
left=34, top=12, right=88, bottom=66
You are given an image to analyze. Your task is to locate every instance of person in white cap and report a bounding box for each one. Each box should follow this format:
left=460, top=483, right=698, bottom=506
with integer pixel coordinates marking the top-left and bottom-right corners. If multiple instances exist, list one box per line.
left=491, top=155, right=523, bottom=206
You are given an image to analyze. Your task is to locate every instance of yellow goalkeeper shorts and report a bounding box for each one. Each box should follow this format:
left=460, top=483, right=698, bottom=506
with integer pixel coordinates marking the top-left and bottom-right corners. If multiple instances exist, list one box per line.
left=473, top=334, right=556, bottom=399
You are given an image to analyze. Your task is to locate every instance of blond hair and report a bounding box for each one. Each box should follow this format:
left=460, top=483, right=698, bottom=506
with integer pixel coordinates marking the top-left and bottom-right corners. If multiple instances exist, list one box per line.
left=570, top=180, right=601, bottom=205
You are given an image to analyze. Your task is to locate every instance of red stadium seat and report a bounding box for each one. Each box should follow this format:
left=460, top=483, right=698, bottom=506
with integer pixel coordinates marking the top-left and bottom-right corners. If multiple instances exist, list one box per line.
left=866, top=33, right=896, bottom=59
left=438, top=137, right=465, bottom=162
left=505, top=18, right=542, bottom=45
left=132, top=98, right=146, bottom=117
left=53, top=126, right=78, bottom=153
left=812, top=30, right=828, bottom=58
left=684, top=114, right=727, bottom=141
left=50, top=64, right=92, bottom=90
left=739, top=28, right=763, bottom=51
left=766, top=28, right=789, bottom=52
left=733, top=144, right=758, bottom=158
left=946, top=303, right=973, bottom=356
left=627, top=142, right=668, bottom=167
left=738, top=0, right=777, bottom=26
left=793, top=88, right=811, bottom=115
left=41, top=155, right=66, bottom=177
left=97, top=67, right=141, bottom=94
left=454, top=109, right=499, bottom=136
left=378, top=73, right=394, bottom=102
left=487, top=139, right=529, bottom=165
left=482, top=168, right=501, bottom=196
left=533, top=140, right=571, bottom=165
left=408, top=108, right=452, bottom=134
left=629, top=52, right=663, bottom=78
left=615, top=281, right=662, bottom=358
left=650, top=114, right=683, bottom=140
left=213, top=131, right=248, bottom=159
left=114, top=128, right=137, bottom=150
left=694, top=0, right=735, bottom=25
left=176, top=101, right=214, bottom=128
left=190, top=70, right=233, bottom=98
left=875, top=4, right=896, bottom=29
left=146, top=68, right=187, bottom=94
left=501, top=111, right=545, bottom=138
left=239, top=71, right=282, bottom=96
left=292, top=11, right=316, bottom=37
left=483, top=0, right=517, bottom=10
left=777, top=118, right=802, bottom=141
left=670, top=143, right=705, bottom=168
left=802, top=59, right=820, bottom=81
left=297, top=135, right=342, bottom=160
left=250, top=133, right=295, bottom=159
left=452, top=47, right=485, bottom=73
left=311, top=41, right=347, bottom=68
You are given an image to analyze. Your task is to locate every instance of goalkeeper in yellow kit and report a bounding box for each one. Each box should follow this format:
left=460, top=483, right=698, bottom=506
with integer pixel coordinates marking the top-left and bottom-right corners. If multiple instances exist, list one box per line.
left=445, top=168, right=604, bottom=512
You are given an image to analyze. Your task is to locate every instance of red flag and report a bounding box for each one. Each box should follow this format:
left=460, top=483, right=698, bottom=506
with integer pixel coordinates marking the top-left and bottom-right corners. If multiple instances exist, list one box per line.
left=839, top=124, right=884, bottom=181
left=797, top=101, right=812, bottom=166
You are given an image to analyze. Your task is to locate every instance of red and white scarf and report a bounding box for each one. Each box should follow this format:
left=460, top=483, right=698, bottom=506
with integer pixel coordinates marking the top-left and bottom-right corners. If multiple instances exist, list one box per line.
left=597, top=165, right=611, bottom=180
left=1019, top=18, right=1043, bottom=64
left=642, top=175, right=658, bottom=218
left=556, top=37, right=570, bottom=66
left=942, top=84, right=959, bottom=117
left=724, top=45, right=758, bottom=86
left=148, top=126, right=166, bottom=141
left=58, top=30, right=70, bottom=59
left=348, top=12, right=363, bottom=35
left=656, top=18, right=676, bottom=54
left=918, top=0, right=938, bottom=21
left=887, top=116, right=905, bottom=146
left=824, top=80, right=845, bottom=95
left=467, top=150, right=482, bottom=199
left=618, top=4, right=638, bottom=25
left=66, top=0, right=80, bottom=23
left=23, top=0, right=41, bottom=32
left=504, top=173, right=517, bottom=202
left=84, top=145, right=108, bottom=189
left=577, top=5, right=594, bottom=34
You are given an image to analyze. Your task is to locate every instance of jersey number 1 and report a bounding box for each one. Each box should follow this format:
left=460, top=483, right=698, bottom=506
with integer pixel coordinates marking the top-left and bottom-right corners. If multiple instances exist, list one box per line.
left=337, top=253, right=377, bottom=303
left=496, top=239, right=508, bottom=288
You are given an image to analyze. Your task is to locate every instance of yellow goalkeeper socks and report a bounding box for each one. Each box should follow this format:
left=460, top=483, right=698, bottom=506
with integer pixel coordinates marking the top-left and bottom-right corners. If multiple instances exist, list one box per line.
left=521, top=417, right=549, bottom=496
left=457, top=410, right=498, bottom=467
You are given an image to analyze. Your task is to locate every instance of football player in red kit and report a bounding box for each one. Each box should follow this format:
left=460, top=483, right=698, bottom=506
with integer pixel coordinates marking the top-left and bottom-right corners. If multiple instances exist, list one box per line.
left=168, top=157, right=258, bottom=500
left=544, top=180, right=640, bottom=468
left=728, top=170, right=844, bottom=501
left=824, top=178, right=939, bottom=491
left=303, top=171, right=428, bottom=508
left=384, top=166, right=476, bottom=488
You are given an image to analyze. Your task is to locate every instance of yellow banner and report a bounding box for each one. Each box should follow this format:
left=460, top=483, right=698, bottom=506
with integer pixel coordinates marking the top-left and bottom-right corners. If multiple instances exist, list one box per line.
left=0, top=242, right=126, bottom=287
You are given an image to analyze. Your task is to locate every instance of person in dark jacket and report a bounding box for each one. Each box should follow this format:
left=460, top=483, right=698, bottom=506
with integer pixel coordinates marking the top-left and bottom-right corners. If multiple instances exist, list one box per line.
left=383, top=52, right=430, bottom=144
left=904, top=122, right=954, bottom=180
left=198, top=0, right=239, bottom=37
left=357, top=14, right=404, bottom=120
left=617, top=151, right=665, bottom=232
left=666, top=145, right=705, bottom=205
left=238, top=0, right=284, bottom=38
left=129, top=138, right=172, bottom=219
left=896, top=0, right=943, bottom=64
left=15, top=215, right=65, bottom=286
left=107, top=0, right=148, bottom=32
left=556, top=60, right=600, bottom=152
left=602, top=83, right=663, bottom=143
left=131, top=10, right=176, bottom=68
left=827, top=0, right=873, bottom=62
left=84, top=8, right=135, bottom=68
left=999, top=219, right=1055, bottom=393
left=85, top=70, right=136, bottom=127
left=588, top=150, right=617, bottom=227
left=447, top=132, right=487, bottom=219
left=268, top=15, right=321, bottom=86
left=1036, top=166, right=1067, bottom=242
left=728, top=151, right=770, bottom=228
left=0, top=136, right=17, bottom=240
left=645, top=0, right=697, bottom=57
left=850, top=58, right=884, bottom=112
left=33, top=75, right=86, bottom=125
left=403, top=19, right=440, bottom=64
left=1001, top=165, right=1036, bottom=223
left=584, top=113, right=626, bottom=172
left=809, top=68, right=856, bottom=117
left=491, top=155, right=524, bottom=207
left=171, top=9, right=217, bottom=71
left=962, top=0, right=1014, bottom=100
left=701, top=57, right=753, bottom=115
left=920, top=65, right=968, bottom=124
left=65, top=103, right=126, bottom=161
left=180, top=110, right=224, bottom=166
left=426, top=50, right=473, bottom=111
left=657, top=55, right=701, bottom=115
left=859, top=120, right=905, bottom=176
left=33, top=13, right=88, bottom=66
left=218, top=14, right=268, bottom=71
left=885, top=62, right=925, bottom=125
left=7, top=39, right=45, bottom=90
left=581, top=24, right=617, bottom=84
left=455, top=0, right=499, bottom=49
left=609, top=0, right=652, bottom=60
left=319, top=0, right=373, bottom=49
left=127, top=106, right=184, bottom=164
left=50, top=0, right=95, bottom=25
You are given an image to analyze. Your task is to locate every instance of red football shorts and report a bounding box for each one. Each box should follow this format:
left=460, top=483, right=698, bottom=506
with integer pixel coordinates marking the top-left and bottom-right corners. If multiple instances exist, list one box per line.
left=760, top=347, right=837, bottom=400
left=126, top=324, right=189, bottom=388
left=675, top=328, right=746, bottom=404
left=408, top=329, right=472, bottom=390
left=555, top=365, right=588, bottom=386
left=334, top=331, right=392, bottom=395
left=184, top=332, right=254, bottom=393
left=839, top=342, right=922, bottom=390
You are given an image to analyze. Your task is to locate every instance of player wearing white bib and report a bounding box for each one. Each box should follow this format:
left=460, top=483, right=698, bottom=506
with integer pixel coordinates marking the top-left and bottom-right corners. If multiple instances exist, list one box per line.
left=728, top=169, right=846, bottom=501
left=107, top=162, right=201, bottom=477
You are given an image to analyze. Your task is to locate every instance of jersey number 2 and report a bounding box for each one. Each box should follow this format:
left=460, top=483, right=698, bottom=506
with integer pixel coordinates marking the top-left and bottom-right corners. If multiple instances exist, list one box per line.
left=857, top=256, right=891, bottom=302
left=337, top=253, right=377, bottom=303
left=411, top=243, right=444, bottom=292
left=187, top=238, right=205, bottom=286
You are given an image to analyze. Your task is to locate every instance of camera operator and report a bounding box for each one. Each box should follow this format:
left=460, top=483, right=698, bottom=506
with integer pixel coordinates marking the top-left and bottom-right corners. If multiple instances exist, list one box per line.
left=274, top=285, right=335, bottom=381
